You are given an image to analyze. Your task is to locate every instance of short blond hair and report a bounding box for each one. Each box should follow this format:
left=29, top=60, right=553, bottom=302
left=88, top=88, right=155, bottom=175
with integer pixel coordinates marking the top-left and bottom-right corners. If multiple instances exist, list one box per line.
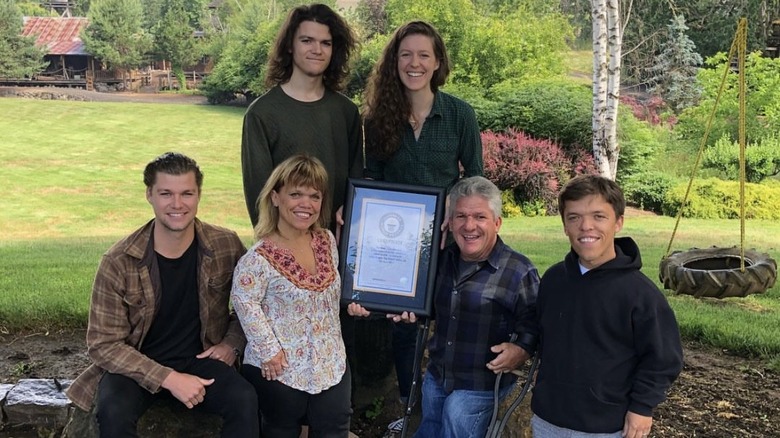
left=253, top=155, right=330, bottom=240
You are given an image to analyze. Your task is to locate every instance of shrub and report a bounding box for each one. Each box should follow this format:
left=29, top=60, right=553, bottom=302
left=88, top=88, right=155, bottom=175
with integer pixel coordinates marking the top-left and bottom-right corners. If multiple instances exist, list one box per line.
left=662, top=178, right=780, bottom=219
left=500, top=190, right=521, bottom=218
left=620, top=94, right=666, bottom=126
left=483, top=129, right=594, bottom=214
left=675, top=52, right=780, bottom=148
left=621, top=171, right=676, bottom=213
left=477, top=79, right=593, bottom=154
left=703, top=135, right=780, bottom=183
left=617, top=108, right=668, bottom=175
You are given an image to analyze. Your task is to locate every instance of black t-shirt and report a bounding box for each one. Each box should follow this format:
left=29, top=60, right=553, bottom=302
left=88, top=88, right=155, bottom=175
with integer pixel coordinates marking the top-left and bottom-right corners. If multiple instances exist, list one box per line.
left=140, top=238, right=202, bottom=367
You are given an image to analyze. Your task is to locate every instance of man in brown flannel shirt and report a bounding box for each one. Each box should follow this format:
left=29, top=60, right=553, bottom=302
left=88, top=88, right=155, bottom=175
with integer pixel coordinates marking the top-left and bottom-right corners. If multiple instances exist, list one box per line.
left=67, top=152, right=259, bottom=437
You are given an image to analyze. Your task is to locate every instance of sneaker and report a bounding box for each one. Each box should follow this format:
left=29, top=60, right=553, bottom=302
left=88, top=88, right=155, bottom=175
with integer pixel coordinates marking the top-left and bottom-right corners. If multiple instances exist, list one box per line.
left=387, top=417, right=406, bottom=432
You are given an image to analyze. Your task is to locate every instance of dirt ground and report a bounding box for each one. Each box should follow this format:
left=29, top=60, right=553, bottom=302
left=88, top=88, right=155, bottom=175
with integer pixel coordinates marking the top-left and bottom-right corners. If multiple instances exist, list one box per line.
left=1, top=329, right=779, bottom=437
left=2, top=87, right=780, bottom=436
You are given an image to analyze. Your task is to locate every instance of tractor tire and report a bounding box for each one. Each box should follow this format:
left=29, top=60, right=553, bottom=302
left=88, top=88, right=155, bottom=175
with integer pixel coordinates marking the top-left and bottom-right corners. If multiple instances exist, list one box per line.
left=659, top=246, right=777, bottom=299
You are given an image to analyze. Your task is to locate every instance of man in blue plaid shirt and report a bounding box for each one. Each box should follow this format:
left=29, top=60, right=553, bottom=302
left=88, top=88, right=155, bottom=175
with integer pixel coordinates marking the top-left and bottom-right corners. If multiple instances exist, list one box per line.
left=416, top=176, right=539, bottom=437
left=348, top=176, right=539, bottom=437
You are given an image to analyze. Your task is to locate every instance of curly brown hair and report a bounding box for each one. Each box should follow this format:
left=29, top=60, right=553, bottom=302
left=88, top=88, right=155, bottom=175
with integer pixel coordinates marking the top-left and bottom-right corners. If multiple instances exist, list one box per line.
left=362, top=21, right=451, bottom=161
left=265, top=3, right=357, bottom=91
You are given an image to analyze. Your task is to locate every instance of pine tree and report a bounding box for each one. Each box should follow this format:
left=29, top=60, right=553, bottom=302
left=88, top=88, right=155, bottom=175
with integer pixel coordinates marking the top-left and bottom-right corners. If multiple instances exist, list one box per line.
left=0, top=0, right=47, bottom=78
left=649, top=15, right=703, bottom=113
left=82, top=0, right=152, bottom=86
left=152, top=0, right=203, bottom=91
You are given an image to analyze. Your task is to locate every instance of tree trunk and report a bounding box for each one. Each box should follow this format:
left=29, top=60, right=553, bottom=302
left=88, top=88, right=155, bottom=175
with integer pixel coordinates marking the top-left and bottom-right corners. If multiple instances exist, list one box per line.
left=591, top=0, right=611, bottom=178
left=591, top=0, right=621, bottom=180
left=605, top=0, right=622, bottom=178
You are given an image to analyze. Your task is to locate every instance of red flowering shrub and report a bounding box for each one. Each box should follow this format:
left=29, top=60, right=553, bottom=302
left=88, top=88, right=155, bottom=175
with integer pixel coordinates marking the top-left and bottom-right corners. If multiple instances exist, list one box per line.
left=482, top=130, right=596, bottom=214
left=619, top=94, right=677, bottom=127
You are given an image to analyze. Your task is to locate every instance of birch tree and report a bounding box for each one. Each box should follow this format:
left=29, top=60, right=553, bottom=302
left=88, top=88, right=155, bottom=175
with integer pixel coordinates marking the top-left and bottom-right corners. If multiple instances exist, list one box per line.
left=591, top=0, right=622, bottom=179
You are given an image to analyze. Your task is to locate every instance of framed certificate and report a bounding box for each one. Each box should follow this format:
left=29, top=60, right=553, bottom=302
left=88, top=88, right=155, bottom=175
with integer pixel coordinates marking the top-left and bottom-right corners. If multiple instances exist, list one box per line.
left=339, top=179, right=445, bottom=317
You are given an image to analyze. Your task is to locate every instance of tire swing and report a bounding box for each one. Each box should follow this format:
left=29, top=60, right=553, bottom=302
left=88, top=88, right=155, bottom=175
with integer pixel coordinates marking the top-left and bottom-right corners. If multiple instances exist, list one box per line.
left=659, top=247, right=776, bottom=299
left=657, top=18, right=778, bottom=299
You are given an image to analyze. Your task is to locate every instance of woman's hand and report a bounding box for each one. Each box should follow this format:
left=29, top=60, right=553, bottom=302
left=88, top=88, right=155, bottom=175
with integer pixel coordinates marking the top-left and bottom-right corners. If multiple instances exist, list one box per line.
left=347, top=302, right=371, bottom=317
left=262, top=349, right=288, bottom=381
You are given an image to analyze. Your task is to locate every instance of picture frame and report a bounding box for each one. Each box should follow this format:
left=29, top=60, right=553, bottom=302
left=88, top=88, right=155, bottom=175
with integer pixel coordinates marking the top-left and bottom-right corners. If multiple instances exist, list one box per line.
left=339, top=178, right=446, bottom=317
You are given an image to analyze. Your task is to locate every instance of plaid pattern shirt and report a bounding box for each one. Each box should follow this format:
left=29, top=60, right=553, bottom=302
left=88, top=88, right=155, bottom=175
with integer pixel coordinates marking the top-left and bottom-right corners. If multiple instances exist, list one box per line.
left=66, top=219, right=247, bottom=411
left=427, top=236, right=539, bottom=393
left=364, top=91, right=483, bottom=190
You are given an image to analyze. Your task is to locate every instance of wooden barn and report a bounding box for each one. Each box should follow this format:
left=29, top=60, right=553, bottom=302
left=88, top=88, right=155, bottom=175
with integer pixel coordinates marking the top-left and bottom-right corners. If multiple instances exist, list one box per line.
left=19, top=16, right=131, bottom=90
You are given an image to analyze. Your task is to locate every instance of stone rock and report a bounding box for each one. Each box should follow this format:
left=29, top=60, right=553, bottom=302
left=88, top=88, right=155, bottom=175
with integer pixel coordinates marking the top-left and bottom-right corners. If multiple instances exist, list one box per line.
left=61, top=396, right=222, bottom=438
left=0, top=383, right=14, bottom=403
left=4, top=379, right=72, bottom=428
left=1, top=383, right=14, bottom=425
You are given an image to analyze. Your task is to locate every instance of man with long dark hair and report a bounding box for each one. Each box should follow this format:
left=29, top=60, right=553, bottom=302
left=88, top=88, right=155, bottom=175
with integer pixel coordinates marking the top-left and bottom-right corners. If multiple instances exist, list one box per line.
left=241, top=3, right=362, bottom=231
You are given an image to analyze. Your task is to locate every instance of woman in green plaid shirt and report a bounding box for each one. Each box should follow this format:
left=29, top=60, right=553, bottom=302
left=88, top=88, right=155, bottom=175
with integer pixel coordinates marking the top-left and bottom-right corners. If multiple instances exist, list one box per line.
left=361, top=20, right=483, bottom=434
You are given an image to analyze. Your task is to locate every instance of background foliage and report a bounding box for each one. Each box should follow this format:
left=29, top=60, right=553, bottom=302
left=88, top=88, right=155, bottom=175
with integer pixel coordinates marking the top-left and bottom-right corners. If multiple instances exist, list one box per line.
left=2, top=98, right=779, bottom=369
left=81, top=0, right=152, bottom=73
left=0, top=0, right=46, bottom=78
left=5, top=0, right=780, bottom=219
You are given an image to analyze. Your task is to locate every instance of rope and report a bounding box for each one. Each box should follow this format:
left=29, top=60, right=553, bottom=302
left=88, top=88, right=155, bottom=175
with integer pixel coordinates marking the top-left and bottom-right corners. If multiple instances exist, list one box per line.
left=663, top=18, right=749, bottom=266
left=737, top=18, right=747, bottom=271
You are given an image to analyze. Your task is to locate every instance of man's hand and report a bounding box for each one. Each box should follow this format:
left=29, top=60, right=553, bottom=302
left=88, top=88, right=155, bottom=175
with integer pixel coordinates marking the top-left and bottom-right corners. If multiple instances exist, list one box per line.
left=486, top=342, right=529, bottom=374
left=440, top=217, right=450, bottom=250
left=335, top=205, right=344, bottom=243
left=440, top=197, right=450, bottom=249
left=161, top=370, right=213, bottom=409
left=387, top=311, right=417, bottom=323
left=622, top=411, right=652, bottom=438
left=197, top=343, right=238, bottom=366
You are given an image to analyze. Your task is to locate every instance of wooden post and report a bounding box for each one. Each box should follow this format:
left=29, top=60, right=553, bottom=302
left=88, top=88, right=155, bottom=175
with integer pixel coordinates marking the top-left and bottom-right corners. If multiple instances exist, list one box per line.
left=61, top=55, right=68, bottom=79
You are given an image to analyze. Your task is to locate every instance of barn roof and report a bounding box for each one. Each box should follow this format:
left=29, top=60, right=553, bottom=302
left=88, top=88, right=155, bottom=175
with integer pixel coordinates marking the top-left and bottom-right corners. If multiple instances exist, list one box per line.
left=22, top=17, right=89, bottom=56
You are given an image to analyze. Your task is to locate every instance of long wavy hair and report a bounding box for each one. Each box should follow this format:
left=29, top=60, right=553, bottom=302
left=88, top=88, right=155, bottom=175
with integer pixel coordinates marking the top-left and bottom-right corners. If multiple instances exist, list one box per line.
left=265, top=3, right=357, bottom=92
left=362, top=21, right=451, bottom=160
left=254, top=155, right=330, bottom=240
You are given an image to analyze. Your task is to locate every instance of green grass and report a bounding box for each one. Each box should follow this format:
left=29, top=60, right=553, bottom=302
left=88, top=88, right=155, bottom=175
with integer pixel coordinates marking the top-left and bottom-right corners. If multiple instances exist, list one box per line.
left=564, top=49, right=593, bottom=85
left=502, top=215, right=780, bottom=364
left=1, top=97, right=779, bottom=369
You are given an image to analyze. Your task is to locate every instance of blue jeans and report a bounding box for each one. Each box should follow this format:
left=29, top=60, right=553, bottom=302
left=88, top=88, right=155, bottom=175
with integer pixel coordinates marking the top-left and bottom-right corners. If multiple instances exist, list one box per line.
left=413, top=371, right=511, bottom=438
left=531, top=415, right=623, bottom=438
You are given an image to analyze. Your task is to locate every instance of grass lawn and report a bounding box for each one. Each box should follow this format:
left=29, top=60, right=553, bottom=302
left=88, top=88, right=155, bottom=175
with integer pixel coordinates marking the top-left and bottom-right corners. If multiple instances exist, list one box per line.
left=565, top=49, right=593, bottom=85
left=1, top=97, right=779, bottom=368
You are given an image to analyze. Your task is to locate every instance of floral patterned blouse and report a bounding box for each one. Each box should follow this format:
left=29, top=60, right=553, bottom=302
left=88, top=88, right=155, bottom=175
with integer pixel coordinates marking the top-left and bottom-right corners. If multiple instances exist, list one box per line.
left=231, top=229, right=345, bottom=394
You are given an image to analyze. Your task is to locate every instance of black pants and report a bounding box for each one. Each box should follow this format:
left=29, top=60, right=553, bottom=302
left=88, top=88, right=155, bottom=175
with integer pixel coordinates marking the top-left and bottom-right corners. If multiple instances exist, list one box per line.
left=392, top=322, right=418, bottom=402
left=242, top=363, right=352, bottom=438
left=96, top=357, right=259, bottom=438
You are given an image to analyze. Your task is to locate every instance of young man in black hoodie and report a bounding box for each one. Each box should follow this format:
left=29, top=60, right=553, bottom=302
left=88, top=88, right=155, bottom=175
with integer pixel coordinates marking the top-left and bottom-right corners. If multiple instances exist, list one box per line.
left=531, top=175, right=683, bottom=438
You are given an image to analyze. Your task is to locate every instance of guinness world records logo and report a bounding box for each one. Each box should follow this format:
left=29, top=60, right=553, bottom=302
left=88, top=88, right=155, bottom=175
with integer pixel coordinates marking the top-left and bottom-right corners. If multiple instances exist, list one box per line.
left=379, top=212, right=404, bottom=238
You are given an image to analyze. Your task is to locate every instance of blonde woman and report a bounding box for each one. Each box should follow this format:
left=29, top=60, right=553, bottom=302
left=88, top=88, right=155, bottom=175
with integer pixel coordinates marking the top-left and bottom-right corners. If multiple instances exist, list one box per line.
left=231, top=154, right=350, bottom=437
